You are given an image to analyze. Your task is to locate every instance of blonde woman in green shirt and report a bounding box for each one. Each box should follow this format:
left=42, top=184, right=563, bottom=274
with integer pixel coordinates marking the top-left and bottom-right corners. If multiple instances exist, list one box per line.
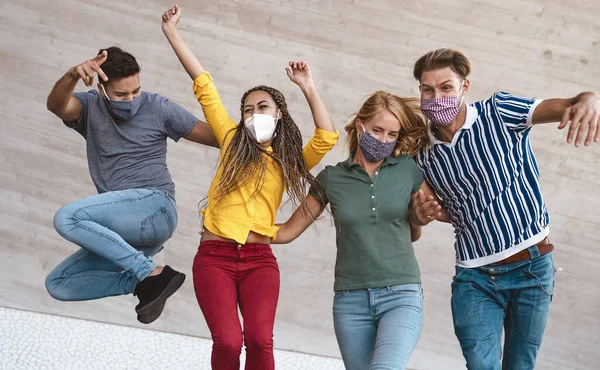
left=275, top=91, right=441, bottom=370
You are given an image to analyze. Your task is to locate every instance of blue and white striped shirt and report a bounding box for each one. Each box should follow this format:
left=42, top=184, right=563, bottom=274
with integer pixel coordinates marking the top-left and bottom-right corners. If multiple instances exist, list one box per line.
left=415, top=92, right=550, bottom=267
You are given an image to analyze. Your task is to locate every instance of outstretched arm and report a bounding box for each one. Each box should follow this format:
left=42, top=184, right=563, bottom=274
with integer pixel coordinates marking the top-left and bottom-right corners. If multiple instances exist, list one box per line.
left=286, top=61, right=339, bottom=170
left=162, top=4, right=236, bottom=146
left=161, top=5, right=205, bottom=81
left=286, top=61, right=336, bottom=133
left=532, top=92, right=599, bottom=147
left=272, top=194, right=325, bottom=244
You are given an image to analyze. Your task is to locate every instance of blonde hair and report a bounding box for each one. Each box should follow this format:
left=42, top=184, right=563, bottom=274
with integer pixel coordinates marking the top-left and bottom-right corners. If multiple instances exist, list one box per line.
left=413, top=48, right=471, bottom=81
left=344, top=91, right=428, bottom=157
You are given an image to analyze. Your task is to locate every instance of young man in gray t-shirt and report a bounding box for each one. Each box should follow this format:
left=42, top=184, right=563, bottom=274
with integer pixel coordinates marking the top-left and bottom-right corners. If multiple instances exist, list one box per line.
left=45, top=46, right=218, bottom=324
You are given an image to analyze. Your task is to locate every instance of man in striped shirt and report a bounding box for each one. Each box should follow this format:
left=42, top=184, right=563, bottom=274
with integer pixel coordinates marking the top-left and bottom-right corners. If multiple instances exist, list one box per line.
left=410, top=48, right=599, bottom=370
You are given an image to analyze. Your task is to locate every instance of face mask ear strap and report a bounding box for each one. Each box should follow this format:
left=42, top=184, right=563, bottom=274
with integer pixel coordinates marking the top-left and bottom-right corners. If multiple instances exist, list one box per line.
left=456, top=80, right=466, bottom=107
left=99, top=83, right=112, bottom=102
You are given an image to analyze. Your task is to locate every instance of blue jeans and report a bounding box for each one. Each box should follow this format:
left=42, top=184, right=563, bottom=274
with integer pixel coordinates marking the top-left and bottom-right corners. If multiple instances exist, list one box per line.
left=45, top=188, right=177, bottom=301
left=333, top=284, right=424, bottom=370
left=451, top=247, right=555, bottom=370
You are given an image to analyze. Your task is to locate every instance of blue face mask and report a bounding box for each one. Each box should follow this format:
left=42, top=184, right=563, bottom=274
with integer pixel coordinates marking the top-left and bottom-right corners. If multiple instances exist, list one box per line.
left=358, top=124, right=396, bottom=163
left=99, top=84, right=142, bottom=121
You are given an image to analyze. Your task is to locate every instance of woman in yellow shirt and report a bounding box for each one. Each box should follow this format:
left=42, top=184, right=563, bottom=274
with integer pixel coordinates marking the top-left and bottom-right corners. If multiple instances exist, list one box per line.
left=162, top=5, right=338, bottom=370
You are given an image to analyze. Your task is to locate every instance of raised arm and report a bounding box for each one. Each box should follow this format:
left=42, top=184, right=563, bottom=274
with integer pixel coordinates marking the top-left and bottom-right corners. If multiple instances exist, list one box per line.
left=286, top=61, right=336, bottom=133
left=162, top=4, right=236, bottom=146
left=47, top=51, right=108, bottom=121
left=532, top=91, right=599, bottom=147
left=272, top=194, right=326, bottom=244
left=161, top=5, right=204, bottom=80
left=285, top=61, right=339, bottom=170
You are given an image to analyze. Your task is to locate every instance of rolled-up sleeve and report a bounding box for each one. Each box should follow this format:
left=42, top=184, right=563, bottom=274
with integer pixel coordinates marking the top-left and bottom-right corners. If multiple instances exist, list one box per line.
left=302, top=128, right=339, bottom=170
left=193, top=72, right=237, bottom=146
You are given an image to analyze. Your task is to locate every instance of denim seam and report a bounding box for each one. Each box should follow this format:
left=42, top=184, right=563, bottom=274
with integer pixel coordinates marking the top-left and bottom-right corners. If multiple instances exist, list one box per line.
left=56, top=250, right=93, bottom=279
left=66, top=221, right=152, bottom=278
left=524, top=264, right=553, bottom=297
left=72, top=191, right=161, bottom=213
left=140, top=207, right=171, bottom=245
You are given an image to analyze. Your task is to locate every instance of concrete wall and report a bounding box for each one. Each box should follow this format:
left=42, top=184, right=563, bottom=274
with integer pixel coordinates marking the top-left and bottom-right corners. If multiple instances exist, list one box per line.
left=1, top=0, right=599, bottom=369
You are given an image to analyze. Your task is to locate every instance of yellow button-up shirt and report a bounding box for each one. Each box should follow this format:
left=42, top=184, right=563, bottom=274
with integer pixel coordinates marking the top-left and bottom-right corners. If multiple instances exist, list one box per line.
left=194, top=72, right=339, bottom=244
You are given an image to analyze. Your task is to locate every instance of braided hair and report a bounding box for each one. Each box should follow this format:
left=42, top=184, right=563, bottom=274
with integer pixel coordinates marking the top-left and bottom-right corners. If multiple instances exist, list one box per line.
left=211, top=85, right=325, bottom=216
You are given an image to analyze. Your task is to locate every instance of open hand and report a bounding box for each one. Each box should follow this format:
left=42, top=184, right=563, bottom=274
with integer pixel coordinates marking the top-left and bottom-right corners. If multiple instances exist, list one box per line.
left=558, top=93, right=600, bottom=147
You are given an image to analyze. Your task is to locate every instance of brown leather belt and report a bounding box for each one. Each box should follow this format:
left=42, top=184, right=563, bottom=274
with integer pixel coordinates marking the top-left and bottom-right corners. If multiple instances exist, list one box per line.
left=495, top=238, right=554, bottom=265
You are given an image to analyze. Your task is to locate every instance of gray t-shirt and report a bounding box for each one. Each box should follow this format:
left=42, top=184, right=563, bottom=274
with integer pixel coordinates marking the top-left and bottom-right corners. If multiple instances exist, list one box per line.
left=64, top=90, right=198, bottom=198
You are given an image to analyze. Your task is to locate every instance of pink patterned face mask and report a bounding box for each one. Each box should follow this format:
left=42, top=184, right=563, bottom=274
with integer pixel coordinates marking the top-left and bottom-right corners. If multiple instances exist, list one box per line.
left=420, top=82, right=465, bottom=126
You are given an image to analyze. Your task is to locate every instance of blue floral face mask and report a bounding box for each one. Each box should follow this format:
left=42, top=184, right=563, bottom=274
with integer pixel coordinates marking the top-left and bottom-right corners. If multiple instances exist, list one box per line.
left=358, top=124, right=396, bottom=163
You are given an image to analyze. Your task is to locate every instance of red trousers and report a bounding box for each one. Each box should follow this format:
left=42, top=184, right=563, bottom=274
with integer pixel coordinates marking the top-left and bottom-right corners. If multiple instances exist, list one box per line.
left=193, top=240, right=280, bottom=370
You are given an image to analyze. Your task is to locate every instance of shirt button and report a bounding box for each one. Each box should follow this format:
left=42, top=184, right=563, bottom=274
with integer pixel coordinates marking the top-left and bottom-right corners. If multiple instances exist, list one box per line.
left=491, top=276, right=496, bottom=280
left=489, top=268, right=495, bottom=273
left=370, top=184, right=374, bottom=187
left=375, top=172, right=379, bottom=175
left=371, top=196, right=375, bottom=199
left=372, top=208, right=376, bottom=211
left=237, top=244, right=242, bottom=250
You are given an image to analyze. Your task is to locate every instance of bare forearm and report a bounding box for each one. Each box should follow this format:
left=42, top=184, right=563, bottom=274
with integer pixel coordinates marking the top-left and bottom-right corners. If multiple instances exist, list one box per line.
left=410, top=223, right=422, bottom=242
left=301, top=84, right=336, bottom=133
left=273, top=196, right=324, bottom=244
left=47, top=70, right=78, bottom=113
left=162, top=26, right=205, bottom=81
left=533, top=91, right=598, bottom=124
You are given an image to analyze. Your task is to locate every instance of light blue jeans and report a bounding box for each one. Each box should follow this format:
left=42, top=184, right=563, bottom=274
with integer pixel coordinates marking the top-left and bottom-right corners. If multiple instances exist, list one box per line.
left=45, top=188, right=177, bottom=301
left=451, top=247, right=555, bottom=370
left=333, top=284, right=424, bottom=370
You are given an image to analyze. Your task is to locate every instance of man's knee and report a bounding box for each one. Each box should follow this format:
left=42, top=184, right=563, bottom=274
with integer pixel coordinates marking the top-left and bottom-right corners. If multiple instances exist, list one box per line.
left=45, top=272, right=70, bottom=301
left=53, top=200, right=93, bottom=237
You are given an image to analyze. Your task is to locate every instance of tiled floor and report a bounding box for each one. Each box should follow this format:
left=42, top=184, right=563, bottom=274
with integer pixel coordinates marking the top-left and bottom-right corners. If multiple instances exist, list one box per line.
left=0, top=307, right=344, bottom=370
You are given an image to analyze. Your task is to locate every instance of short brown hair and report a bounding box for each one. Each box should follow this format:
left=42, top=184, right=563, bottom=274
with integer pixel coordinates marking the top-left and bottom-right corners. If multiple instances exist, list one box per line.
left=98, top=46, right=140, bottom=84
left=413, top=48, right=471, bottom=81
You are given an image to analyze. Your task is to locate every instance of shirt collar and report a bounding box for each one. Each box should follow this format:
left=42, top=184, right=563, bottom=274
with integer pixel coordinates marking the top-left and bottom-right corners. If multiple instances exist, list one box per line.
left=427, top=104, right=478, bottom=147
left=342, top=153, right=399, bottom=170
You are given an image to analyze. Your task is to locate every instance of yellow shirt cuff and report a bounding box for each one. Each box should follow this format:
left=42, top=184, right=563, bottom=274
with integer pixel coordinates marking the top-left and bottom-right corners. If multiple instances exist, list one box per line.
left=193, top=71, right=213, bottom=89
left=312, top=127, right=340, bottom=145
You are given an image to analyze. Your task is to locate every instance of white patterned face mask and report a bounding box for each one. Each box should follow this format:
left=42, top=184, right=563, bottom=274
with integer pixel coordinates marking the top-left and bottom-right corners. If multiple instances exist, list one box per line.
left=244, top=110, right=279, bottom=143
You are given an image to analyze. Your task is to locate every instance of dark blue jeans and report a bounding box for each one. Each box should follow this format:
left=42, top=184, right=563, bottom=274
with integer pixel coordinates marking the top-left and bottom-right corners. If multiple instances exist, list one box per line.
left=451, top=246, right=555, bottom=370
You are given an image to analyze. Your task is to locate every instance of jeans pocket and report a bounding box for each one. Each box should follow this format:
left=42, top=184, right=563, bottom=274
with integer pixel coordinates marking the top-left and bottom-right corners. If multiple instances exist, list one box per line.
left=140, top=207, right=174, bottom=245
left=390, top=284, right=422, bottom=296
left=452, top=266, right=469, bottom=282
left=515, top=258, right=554, bottom=345
left=523, top=256, right=555, bottom=297
left=334, top=290, right=350, bottom=298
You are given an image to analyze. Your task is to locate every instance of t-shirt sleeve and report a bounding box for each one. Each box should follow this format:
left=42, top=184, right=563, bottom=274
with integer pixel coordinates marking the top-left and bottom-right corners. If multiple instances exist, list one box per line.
left=162, top=99, right=200, bottom=142
left=308, top=167, right=330, bottom=206
left=409, top=157, right=424, bottom=193
left=62, top=91, right=93, bottom=138
left=493, top=92, right=543, bottom=133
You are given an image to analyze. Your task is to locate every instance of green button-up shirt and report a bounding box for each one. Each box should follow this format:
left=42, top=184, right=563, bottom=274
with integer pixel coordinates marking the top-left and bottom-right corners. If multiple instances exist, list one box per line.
left=311, top=155, right=423, bottom=291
